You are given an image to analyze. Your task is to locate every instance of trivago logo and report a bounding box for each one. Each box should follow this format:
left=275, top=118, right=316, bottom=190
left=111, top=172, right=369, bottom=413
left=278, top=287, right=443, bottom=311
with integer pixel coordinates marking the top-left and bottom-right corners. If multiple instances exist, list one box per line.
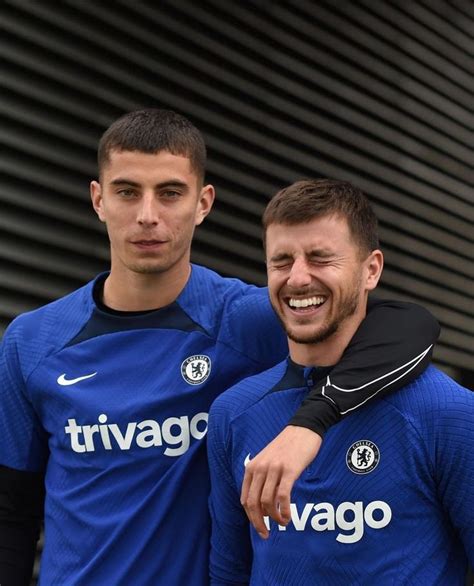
left=64, top=412, right=208, bottom=456
left=264, top=500, right=392, bottom=543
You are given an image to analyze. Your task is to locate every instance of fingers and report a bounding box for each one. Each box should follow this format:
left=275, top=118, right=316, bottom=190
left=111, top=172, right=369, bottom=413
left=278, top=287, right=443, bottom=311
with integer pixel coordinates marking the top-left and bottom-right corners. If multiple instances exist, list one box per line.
left=240, top=426, right=323, bottom=539
left=259, top=468, right=283, bottom=525
left=241, top=460, right=296, bottom=537
left=273, top=474, right=295, bottom=525
left=241, top=467, right=270, bottom=539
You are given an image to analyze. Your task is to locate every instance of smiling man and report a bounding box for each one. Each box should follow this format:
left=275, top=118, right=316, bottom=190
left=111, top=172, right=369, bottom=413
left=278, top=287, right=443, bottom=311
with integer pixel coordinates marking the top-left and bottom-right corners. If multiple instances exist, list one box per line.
left=0, top=112, right=440, bottom=585
left=266, top=197, right=380, bottom=366
left=208, top=179, right=473, bottom=584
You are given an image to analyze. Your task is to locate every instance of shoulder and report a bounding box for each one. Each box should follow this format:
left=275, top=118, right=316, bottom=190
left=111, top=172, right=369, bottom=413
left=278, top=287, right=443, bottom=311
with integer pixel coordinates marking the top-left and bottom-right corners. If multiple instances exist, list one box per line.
left=6, top=279, right=95, bottom=339
left=180, top=264, right=269, bottom=321
left=209, top=360, right=288, bottom=423
left=180, top=265, right=286, bottom=363
left=382, top=366, right=474, bottom=428
left=385, top=366, right=472, bottom=404
left=2, top=278, right=96, bottom=375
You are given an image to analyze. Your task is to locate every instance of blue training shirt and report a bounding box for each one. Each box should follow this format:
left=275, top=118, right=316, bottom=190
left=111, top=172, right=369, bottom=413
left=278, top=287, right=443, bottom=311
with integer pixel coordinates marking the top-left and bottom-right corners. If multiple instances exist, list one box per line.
left=208, top=362, right=474, bottom=585
left=0, top=265, right=288, bottom=585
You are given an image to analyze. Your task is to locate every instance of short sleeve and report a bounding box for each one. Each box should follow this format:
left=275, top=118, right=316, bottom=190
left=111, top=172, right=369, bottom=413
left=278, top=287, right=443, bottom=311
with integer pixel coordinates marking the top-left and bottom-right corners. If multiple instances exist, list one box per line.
left=433, top=385, right=474, bottom=565
left=0, top=324, right=48, bottom=472
left=208, top=399, right=252, bottom=585
left=220, top=287, right=288, bottom=370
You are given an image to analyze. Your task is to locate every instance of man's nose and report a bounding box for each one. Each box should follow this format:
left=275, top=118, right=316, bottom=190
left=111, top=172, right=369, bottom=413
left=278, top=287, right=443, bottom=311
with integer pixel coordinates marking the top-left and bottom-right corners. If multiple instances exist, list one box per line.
left=137, top=193, right=159, bottom=225
left=287, top=257, right=312, bottom=289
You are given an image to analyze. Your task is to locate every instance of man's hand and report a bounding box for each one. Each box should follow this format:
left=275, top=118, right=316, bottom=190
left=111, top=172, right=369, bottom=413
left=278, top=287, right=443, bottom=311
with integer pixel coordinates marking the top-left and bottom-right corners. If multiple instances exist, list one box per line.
left=240, top=425, right=322, bottom=539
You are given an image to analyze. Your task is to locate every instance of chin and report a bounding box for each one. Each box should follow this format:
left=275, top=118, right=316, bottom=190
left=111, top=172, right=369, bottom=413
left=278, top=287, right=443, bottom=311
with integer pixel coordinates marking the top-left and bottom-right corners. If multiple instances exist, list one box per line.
left=128, top=262, right=169, bottom=275
left=286, top=321, right=338, bottom=345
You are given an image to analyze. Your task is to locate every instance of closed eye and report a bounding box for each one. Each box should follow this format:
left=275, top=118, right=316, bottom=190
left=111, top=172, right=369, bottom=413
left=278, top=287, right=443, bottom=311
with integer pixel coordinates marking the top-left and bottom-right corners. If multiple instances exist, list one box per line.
left=310, top=259, right=332, bottom=265
left=269, top=260, right=294, bottom=270
left=307, top=252, right=335, bottom=265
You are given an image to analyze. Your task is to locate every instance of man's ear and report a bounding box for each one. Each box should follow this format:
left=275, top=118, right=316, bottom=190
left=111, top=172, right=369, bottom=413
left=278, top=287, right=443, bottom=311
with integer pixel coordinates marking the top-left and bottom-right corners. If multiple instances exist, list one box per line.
left=90, top=181, right=106, bottom=223
left=195, top=184, right=215, bottom=226
left=365, top=249, right=384, bottom=291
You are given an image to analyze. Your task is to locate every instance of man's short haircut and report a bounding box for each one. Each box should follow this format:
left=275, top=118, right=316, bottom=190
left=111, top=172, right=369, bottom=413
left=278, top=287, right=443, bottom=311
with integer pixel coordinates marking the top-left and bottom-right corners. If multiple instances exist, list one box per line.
left=262, top=179, right=379, bottom=256
left=97, top=108, right=207, bottom=182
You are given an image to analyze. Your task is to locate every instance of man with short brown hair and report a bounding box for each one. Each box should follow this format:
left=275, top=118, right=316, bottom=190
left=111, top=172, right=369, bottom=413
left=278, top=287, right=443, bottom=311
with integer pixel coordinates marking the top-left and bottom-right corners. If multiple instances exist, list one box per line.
left=209, top=178, right=473, bottom=584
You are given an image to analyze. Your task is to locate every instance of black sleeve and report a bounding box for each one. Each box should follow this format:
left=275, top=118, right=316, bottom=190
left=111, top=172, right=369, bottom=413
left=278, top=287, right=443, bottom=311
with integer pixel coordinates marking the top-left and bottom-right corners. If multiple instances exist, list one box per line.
left=0, top=466, right=44, bottom=586
left=290, top=298, right=440, bottom=436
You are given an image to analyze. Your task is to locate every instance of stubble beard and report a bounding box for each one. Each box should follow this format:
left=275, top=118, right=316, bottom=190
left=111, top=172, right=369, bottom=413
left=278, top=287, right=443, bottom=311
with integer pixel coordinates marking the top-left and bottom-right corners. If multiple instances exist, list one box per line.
left=276, top=275, right=363, bottom=346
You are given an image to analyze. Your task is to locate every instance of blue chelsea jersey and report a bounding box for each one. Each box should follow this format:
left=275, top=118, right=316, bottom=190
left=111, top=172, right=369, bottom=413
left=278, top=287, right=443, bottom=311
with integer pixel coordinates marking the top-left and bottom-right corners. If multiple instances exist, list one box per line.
left=208, top=362, right=474, bottom=585
left=0, top=265, right=288, bottom=585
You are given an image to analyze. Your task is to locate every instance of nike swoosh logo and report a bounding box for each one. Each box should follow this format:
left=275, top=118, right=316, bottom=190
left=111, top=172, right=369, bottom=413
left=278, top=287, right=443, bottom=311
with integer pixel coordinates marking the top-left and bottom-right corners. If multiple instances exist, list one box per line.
left=244, top=453, right=252, bottom=467
left=57, top=372, right=97, bottom=386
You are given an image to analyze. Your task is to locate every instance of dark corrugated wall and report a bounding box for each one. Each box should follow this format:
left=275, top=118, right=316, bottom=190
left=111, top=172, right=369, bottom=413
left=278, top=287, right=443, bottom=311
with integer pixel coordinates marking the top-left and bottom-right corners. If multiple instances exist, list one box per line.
left=0, top=1, right=472, bottom=580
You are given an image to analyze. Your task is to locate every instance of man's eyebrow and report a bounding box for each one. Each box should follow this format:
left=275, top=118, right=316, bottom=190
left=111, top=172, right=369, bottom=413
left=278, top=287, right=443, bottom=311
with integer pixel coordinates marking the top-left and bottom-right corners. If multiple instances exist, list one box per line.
left=155, top=180, right=188, bottom=189
left=269, top=253, right=293, bottom=263
left=110, top=178, right=141, bottom=187
left=269, top=249, right=335, bottom=263
left=109, top=179, right=189, bottom=189
left=307, top=249, right=334, bottom=258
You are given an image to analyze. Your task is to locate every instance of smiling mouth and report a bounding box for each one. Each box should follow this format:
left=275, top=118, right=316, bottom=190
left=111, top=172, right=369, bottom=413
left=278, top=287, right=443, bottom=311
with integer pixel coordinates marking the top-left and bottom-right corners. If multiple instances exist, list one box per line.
left=287, top=296, right=327, bottom=311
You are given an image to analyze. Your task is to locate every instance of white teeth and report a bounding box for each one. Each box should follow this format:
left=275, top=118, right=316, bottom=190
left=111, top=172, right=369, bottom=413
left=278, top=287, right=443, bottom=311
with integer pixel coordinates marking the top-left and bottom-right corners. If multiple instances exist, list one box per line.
left=289, top=296, right=325, bottom=308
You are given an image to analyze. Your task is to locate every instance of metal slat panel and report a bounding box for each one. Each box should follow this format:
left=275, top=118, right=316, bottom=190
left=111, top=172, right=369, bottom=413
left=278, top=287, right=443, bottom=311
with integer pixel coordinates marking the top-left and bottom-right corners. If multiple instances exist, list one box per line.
left=406, top=0, right=474, bottom=45
left=383, top=247, right=471, bottom=299
left=347, top=1, right=472, bottom=82
left=294, top=1, right=473, bottom=110
left=1, top=179, right=98, bottom=231
left=163, top=4, right=471, bottom=169
left=374, top=287, right=473, bottom=369
left=0, top=4, right=471, bottom=362
left=0, top=233, right=106, bottom=281
left=207, top=1, right=472, bottom=145
left=0, top=200, right=106, bottom=258
left=9, top=1, right=468, bottom=229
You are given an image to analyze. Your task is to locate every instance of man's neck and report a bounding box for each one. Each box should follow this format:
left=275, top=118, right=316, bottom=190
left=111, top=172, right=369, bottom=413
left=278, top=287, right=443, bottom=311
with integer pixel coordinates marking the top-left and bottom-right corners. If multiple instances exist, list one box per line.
left=102, top=264, right=191, bottom=311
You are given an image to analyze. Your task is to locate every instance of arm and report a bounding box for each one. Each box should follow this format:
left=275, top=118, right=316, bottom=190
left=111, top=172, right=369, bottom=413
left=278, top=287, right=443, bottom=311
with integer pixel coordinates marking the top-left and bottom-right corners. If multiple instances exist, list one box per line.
left=434, top=385, right=474, bottom=566
left=241, top=299, right=440, bottom=536
left=0, top=467, right=44, bottom=586
left=291, top=298, right=439, bottom=433
left=208, top=401, right=252, bottom=585
left=0, top=324, right=48, bottom=581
